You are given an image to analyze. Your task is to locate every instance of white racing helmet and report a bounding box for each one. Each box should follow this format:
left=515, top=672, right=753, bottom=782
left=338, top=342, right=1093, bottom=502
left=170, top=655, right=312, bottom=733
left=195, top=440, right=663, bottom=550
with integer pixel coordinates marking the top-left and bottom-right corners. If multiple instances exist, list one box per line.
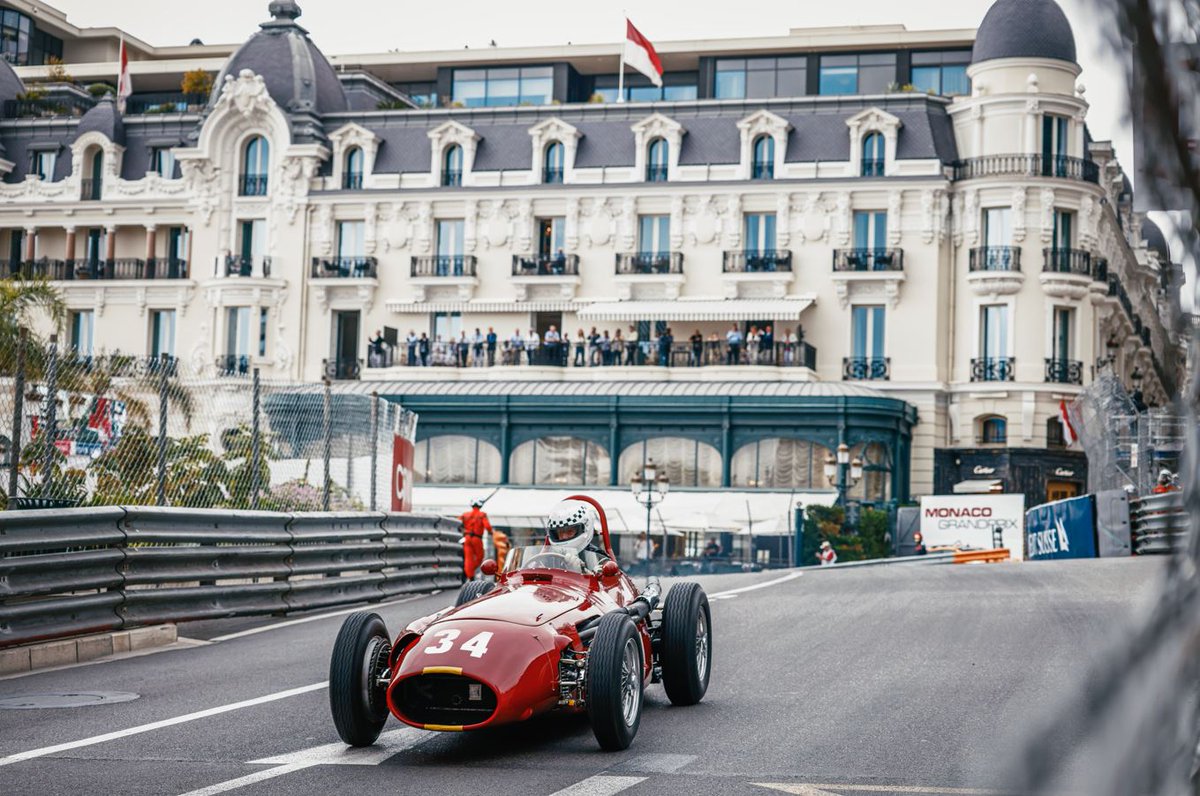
left=545, top=499, right=597, bottom=555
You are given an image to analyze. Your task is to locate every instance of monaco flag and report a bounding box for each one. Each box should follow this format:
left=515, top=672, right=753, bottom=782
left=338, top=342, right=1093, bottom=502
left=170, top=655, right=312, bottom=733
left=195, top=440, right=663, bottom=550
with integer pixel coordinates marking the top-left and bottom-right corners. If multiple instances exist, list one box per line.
left=624, top=19, right=663, bottom=88
left=1058, top=399, right=1078, bottom=447
left=117, top=38, right=132, bottom=113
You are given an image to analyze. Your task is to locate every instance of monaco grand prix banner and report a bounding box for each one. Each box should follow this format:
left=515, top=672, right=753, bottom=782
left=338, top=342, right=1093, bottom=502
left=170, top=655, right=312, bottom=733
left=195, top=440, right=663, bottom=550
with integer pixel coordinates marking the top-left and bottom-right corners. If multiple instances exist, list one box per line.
left=919, top=494, right=1026, bottom=560
left=1024, top=495, right=1098, bottom=561
left=391, top=435, right=414, bottom=512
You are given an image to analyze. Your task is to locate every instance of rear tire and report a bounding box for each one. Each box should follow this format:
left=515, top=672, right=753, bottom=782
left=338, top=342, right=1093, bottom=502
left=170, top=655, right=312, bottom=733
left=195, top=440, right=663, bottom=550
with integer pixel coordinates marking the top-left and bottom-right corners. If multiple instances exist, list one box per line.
left=586, top=612, right=644, bottom=751
left=455, top=580, right=493, bottom=607
left=660, top=582, right=711, bottom=706
left=329, top=612, right=390, bottom=746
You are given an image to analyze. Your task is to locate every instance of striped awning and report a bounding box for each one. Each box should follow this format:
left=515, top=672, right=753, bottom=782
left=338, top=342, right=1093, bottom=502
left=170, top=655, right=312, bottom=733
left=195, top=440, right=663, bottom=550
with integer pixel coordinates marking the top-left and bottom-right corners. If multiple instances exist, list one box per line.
left=577, top=298, right=815, bottom=322
left=385, top=299, right=578, bottom=314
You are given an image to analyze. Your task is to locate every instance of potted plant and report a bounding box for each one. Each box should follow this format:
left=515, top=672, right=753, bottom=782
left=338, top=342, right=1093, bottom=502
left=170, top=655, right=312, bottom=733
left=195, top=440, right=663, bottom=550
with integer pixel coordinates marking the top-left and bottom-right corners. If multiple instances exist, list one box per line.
left=181, top=69, right=214, bottom=109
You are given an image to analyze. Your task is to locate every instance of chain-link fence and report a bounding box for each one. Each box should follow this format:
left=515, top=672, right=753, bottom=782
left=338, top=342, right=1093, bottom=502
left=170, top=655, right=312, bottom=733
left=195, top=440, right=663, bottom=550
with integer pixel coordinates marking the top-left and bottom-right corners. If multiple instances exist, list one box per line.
left=0, top=333, right=415, bottom=512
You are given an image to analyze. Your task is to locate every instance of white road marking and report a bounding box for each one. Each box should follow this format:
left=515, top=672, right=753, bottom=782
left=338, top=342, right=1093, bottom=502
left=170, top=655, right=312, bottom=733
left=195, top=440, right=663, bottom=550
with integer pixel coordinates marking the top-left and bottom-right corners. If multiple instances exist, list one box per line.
left=709, top=571, right=803, bottom=598
left=175, top=762, right=314, bottom=796
left=0, top=681, right=327, bottom=769
left=752, top=784, right=1015, bottom=795
left=613, top=752, right=696, bottom=773
left=210, top=593, right=435, bottom=642
left=550, top=775, right=648, bottom=796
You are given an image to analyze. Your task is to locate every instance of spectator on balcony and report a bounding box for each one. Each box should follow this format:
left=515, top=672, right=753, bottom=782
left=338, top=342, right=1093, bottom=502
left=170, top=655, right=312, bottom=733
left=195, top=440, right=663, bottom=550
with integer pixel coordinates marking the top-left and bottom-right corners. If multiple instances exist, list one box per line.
left=762, top=325, right=775, bottom=365
left=456, top=331, right=470, bottom=367
left=369, top=330, right=387, bottom=368
left=545, top=325, right=562, bottom=366
left=527, top=328, right=541, bottom=365
left=508, top=329, right=524, bottom=366
left=418, top=332, right=430, bottom=367
left=726, top=325, right=743, bottom=365
left=552, top=248, right=567, bottom=275
left=598, top=330, right=612, bottom=365
left=658, top=327, right=674, bottom=367
left=626, top=325, right=640, bottom=366
left=486, top=327, right=498, bottom=367
left=706, top=332, right=720, bottom=364
left=746, top=326, right=761, bottom=365
left=574, top=329, right=587, bottom=367
left=406, top=330, right=418, bottom=367
left=472, top=328, right=485, bottom=367
left=783, top=328, right=798, bottom=365
left=689, top=330, right=703, bottom=367
left=612, top=329, right=624, bottom=365
left=588, top=327, right=601, bottom=366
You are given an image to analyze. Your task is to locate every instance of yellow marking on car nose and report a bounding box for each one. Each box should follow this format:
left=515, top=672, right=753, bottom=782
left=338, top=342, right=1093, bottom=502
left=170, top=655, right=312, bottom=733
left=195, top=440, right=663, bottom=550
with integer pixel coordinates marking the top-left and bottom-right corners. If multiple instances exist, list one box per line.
left=421, top=666, right=463, bottom=675
left=423, top=724, right=464, bottom=732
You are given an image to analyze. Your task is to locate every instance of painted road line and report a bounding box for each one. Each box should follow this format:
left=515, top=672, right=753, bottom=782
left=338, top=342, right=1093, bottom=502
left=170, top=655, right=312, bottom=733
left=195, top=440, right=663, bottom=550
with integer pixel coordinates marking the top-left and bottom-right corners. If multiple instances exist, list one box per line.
left=175, top=762, right=314, bottom=796
left=710, top=571, right=803, bottom=598
left=0, top=682, right=328, bottom=769
left=612, top=753, right=696, bottom=773
left=752, top=783, right=1016, bottom=795
left=210, top=593, right=434, bottom=642
left=550, top=775, right=649, bottom=796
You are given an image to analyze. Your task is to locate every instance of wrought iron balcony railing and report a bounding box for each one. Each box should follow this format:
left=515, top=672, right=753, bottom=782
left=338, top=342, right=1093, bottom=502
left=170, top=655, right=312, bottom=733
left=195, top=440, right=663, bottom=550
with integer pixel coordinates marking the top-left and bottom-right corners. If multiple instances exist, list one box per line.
left=971, top=357, right=1016, bottom=382
left=843, top=357, right=890, bottom=381
left=342, top=173, right=363, bottom=190
left=832, top=248, right=904, bottom=272
left=224, top=255, right=272, bottom=278
left=1043, top=248, right=1092, bottom=276
left=543, top=167, right=563, bottom=184
left=969, top=246, right=1022, bottom=272
left=411, top=255, right=477, bottom=277
left=951, top=154, right=1100, bottom=183
left=310, top=257, right=378, bottom=279
left=646, top=165, right=669, bottom=182
left=751, top=162, right=774, bottom=180
left=1044, top=358, right=1083, bottom=385
left=512, top=253, right=580, bottom=276
left=324, top=358, right=362, bottom=381
left=80, top=178, right=101, bottom=201
left=861, top=158, right=884, bottom=177
left=215, top=354, right=251, bottom=377
left=239, top=174, right=269, bottom=196
left=615, top=252, right=683, bottom=275
left=723, top=250, right=793, bottom=273
left=442, top=169, right=462, bottom=187
left=1092, top=257, right=1108, bottom=282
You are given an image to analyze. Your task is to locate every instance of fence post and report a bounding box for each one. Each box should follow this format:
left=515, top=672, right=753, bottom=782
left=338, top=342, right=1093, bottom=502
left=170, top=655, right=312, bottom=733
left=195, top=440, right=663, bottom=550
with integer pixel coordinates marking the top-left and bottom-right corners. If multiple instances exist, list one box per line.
left=156, top=353, right=169, bottom=506
left=7, top=328, right=26, bottom=503
left=322, top=377, right=332, bottom=512
left=250, top=367, right=261, bottom=510
left=41, top=334, right=58, bottom=491
left=369, top=392, right=379, bottom=512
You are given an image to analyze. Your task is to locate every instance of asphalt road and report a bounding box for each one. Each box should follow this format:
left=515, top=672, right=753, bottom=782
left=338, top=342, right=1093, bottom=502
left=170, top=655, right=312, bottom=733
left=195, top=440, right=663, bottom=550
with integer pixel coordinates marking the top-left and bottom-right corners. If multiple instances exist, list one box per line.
left=0, top=558, right=1165, bottom=796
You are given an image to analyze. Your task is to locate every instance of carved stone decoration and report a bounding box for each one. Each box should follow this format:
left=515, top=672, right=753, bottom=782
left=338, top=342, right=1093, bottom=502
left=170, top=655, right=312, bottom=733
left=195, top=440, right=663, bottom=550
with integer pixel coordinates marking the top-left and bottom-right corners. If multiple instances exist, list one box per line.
left=670, top=195, right=685, bottom=250
left=180, top=159, right=221, bottom=226
left=964, top=190, right=979, bottom=246
left=328, top=122, right=382, bottom=188
left=845, top=107, right=903, bottom=176
left=834, top=193, right=851, bottom=247
left=952, top=193, right=965, bottom=246
left=1040, top=187, right=1056, bottom=244
left=887, top=190, right=903, bottom=246
left=222, top=69, right=274, bottom=121
left=937, top=191, right=951, bottom=243
left=584, top=200, right=614, bottom=248
left=736, top=109, right=791, bottom=180
left=630, top=113, right=685, bottom=180
left=620, top=197, right=637, bottom=252
left=776, top=193, right=792, bottom=248
left=364, top=203, right=379, bottom=255
left=463, top=199, right=478, bottom=254
left=920, top=189, right=935, bottom=244
left=313, top=204, right=335, bottom=256
left=427, top=120, right=480, bottom=184
left=724, top=195, right=742, bottom=249
left=565, top=197, right=580, bottom=251
left=527, top=117, right=582, bottom=183
left=799, top=194, right=825, bottom=243
left=415, top=201, right=433, bottom=254
left=1079, top=195, right=1097, bottom=247
left=273, top=155, right=320, bottom=225
left=688, top=195, right=718, bottom=246
left=1012, top=187, right=1027, bottom=243
left=385, top=203, right=411, bottom=250
left=515, top=199, right=533, bottom=253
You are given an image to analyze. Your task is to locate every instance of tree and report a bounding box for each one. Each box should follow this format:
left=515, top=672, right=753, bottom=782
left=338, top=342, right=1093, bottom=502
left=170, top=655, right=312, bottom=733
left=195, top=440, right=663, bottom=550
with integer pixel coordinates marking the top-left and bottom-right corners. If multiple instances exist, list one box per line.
left=0, top=277, right=65, bottom=377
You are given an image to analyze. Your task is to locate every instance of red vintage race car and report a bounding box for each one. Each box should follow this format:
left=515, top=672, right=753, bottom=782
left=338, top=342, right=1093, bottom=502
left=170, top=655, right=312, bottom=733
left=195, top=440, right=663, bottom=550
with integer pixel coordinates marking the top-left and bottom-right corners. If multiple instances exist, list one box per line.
left=327, top=495, right=712, bottom=750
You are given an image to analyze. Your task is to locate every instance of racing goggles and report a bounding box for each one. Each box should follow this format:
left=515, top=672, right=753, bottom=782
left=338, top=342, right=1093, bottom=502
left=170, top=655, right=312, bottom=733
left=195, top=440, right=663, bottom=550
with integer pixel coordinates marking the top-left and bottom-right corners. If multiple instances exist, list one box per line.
left=548, top=521, right=587, bottom=543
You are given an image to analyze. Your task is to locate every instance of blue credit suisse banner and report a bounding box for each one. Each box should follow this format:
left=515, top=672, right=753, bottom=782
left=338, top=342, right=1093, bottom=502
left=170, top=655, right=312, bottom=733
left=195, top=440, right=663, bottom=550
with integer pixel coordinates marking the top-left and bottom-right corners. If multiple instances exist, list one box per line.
left=1025, top=495, right=1097, bottom=560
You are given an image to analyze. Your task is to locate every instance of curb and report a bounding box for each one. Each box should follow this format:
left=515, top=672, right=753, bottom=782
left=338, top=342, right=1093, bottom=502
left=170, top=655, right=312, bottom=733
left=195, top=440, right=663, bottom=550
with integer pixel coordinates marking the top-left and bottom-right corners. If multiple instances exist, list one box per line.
left=0, top=624, right=177, bottom=676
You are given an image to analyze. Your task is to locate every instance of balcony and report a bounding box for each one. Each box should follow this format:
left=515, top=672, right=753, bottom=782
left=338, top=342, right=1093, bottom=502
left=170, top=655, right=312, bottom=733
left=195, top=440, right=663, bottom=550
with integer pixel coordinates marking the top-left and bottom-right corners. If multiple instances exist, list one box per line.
left=342, top=173, right=363, bottom=190
left=1045, top=358, right=1083, bottom=385
left=409, top=255, right=479, bottom=302
left=969, top=246, right=1021, bottom=272
left=616, top=252, right=683, bottom=275
left=512, top=253, right=580, bottom=276
left=861, top=159, right=884, bottom=177
left=215, top=354, right=252, bottom=378
left=720, top=250, right=794, bottom=299
left=646, top=165, right=669, bottom=182
left=971, top=357, right=1016, bottom=382
left=310, top=257, right=378, bottom=279
left=614, top=252, right=684, bottom=300
left=832, top=248, right=903, bottom=272
left=843, top=357, right=890, bottom=381
left=510, top=253, right=581, bottom=302
left=239, top=174, right=269, bottom=197
left=324, top=358, right=362, bottom=381
left=1, top=257, right=189, bottom=282
left=967, top=246, right=1024, bottom=297
left=411, top=255, right=477, bottom=278
left=723, top=250, right=793, bottom=273
left=442, top=169, right=462, bottom=187
left=751, top=162, right=774, bottom=180
left=224, top=255, right=272, bottom=278
left=543, top=167, right=563, bottom=184
left=951, top=154, right=1100, bottom=184
left=1040, top=248, right=1092, bottom=300
left=80, top=178, right=101, bottom=201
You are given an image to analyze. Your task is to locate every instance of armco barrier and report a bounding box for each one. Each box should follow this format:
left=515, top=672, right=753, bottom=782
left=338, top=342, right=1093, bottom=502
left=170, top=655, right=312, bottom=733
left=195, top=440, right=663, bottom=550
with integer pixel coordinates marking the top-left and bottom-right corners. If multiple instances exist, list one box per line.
left=0, top=507, right=464, bottom=648
left=1130, top=491, right=1188, bottom=555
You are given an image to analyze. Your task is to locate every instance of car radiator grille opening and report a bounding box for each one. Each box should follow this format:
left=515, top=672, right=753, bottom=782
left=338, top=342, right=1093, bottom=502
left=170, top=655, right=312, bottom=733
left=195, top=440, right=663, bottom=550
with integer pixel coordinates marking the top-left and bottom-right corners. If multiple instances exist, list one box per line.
left=395, top=673, right=498, bottom=727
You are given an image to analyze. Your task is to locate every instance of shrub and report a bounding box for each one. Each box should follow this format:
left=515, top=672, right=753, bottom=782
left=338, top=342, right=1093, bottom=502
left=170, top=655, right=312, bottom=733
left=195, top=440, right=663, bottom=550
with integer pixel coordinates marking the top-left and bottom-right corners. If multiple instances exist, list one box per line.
left=87, top=83, right=114, bottom=97
left=181, top=69, right=214, bottom=98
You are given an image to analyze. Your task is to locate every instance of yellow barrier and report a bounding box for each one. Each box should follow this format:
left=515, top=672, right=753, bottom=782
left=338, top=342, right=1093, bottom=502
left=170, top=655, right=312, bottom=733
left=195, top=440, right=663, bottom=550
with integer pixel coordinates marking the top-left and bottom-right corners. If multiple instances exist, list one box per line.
left=952, top=548, right=1011, bottom=564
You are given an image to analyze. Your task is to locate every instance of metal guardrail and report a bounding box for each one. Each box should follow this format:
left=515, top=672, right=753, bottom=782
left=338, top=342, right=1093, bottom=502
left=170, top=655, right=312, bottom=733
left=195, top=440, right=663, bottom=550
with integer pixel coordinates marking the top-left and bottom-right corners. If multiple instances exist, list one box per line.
left=1130, top=491, right=1187, bottom=555
left=0, top=507, right=464, bottom=648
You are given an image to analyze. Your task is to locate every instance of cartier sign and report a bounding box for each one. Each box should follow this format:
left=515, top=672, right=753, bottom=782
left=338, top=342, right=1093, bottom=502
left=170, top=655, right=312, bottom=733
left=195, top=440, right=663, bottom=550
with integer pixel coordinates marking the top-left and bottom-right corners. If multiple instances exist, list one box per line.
left=972, top=465, right=997, bottom=475
left=1053, top=467, right=1075, bottom=478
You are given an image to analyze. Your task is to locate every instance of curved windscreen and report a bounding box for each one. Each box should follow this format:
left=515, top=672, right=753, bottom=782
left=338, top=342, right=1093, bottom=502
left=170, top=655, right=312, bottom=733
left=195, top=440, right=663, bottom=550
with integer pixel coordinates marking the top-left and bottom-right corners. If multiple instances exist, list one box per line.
left=503, top=545, right=606, bottom=574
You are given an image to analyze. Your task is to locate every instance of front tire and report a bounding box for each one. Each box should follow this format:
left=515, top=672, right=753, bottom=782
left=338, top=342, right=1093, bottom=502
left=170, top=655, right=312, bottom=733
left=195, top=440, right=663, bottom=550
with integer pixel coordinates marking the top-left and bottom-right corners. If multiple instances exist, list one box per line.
left=586, top=612, right=644, bottom=751
left=455, top=580, right=493, bottom=607
left=329, top=612, right=390, bottom=746
left=660, top=582, right=711, bottom=706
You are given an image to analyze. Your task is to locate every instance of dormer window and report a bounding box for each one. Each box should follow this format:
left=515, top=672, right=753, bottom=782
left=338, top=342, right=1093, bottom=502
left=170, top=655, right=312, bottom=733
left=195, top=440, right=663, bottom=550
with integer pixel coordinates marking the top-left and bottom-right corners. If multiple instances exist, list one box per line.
left=151, top=147, right=176, bottom=179
left=240, top=136, right=269, bottom=196
left=751, top=135, right=774, bottom=180
left=31, top=149, right=56, bottom=182
left=343, top=147, right=363, bottom=190
left=543, top=141, right=564, bottom=184
left=861, top=132, right=884, bottom=176
left=442, top=145, right=463, bottom=187
left=647, top=138, right=669, bottom=182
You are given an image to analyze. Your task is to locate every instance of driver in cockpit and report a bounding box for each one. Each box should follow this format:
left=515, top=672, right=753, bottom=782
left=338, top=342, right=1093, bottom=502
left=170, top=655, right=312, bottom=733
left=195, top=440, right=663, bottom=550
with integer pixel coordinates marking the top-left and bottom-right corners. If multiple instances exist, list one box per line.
left=545, top=500, right=610, bottom=565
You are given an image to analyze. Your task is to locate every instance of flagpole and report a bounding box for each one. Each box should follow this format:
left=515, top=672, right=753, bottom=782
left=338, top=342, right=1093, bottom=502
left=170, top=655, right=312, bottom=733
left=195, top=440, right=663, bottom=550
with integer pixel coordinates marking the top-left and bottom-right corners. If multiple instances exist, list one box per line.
left=617, top=17, right=625, bottom=103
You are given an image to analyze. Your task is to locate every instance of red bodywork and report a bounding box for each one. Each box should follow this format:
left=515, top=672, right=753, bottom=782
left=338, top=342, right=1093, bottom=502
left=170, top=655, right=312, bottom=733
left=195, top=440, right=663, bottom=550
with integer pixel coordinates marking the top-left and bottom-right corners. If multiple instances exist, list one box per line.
left=385, top=495, right=651, bottom=732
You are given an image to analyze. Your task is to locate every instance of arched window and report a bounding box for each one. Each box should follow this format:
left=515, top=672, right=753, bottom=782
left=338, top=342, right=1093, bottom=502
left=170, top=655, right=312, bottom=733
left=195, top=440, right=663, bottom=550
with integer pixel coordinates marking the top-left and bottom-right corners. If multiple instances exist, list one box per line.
left=845, top=441, right=892, bottom=503
left=543, top=141, right=564, bottom=184
left=751, top=135, right=774, bottom=180
left=646, top=138, right=668, bottom=182
left=980, top=416, right=1007, bottom=445
left=509, top=437, right=610, bottom=485
left=84, top=147, right=103, bottom=200
left=619, top=437, right=721, bottom=488
left=241, top=136, right=270, bottom=196
left=731, top=438, right=832, bottom=489
left=414, top=435, right=501, bottom=484
left=861, top=132, right=884, bottom=177
left=442, top=144, right=463, bottom=187
left=343, top=147, right=364, bottom=190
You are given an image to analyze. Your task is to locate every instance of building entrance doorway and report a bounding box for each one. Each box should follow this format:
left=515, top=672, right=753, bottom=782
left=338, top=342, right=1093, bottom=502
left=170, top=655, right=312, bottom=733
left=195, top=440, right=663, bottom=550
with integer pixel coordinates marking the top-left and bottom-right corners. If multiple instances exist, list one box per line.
left=1046, top=480, right=1080, bottom=502
left=331, top=310, right=360, bottom=379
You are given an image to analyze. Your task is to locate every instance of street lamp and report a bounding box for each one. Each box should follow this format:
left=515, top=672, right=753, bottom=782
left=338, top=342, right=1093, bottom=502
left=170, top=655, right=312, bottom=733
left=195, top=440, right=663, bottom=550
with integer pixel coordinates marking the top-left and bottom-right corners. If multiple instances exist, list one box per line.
left=824, top=442, right=863, bottom=505
left=630, top=458, right=669, bottom=578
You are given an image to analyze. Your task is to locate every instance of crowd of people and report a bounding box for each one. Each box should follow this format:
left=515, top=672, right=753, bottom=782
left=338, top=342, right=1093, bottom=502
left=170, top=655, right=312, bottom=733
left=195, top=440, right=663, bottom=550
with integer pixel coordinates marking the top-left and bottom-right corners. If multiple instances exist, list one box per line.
left=370, top=324, right=811, bottom=369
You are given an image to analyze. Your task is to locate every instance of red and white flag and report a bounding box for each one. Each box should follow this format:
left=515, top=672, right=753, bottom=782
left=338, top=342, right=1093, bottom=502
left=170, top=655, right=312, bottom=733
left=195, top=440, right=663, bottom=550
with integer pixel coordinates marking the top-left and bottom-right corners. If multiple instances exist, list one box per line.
left=1058, top=400, right=1078, bottom=447
left=623, top=19, right=663, bottom=88
left=117, top=38, right=132, bottom=113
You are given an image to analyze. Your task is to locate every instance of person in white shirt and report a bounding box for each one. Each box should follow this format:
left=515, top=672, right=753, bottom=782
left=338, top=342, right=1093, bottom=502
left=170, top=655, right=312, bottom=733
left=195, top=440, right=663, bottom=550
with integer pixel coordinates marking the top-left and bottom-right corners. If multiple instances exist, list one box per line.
left=526, top=328, right=541, bottom=365
left=472, top=328, right=485, bottom=367
left=784, top=328, right=799, bottom=365
left=632, top=532, right=654, bottom=568
left=508, top=329, right=524, bottom=366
